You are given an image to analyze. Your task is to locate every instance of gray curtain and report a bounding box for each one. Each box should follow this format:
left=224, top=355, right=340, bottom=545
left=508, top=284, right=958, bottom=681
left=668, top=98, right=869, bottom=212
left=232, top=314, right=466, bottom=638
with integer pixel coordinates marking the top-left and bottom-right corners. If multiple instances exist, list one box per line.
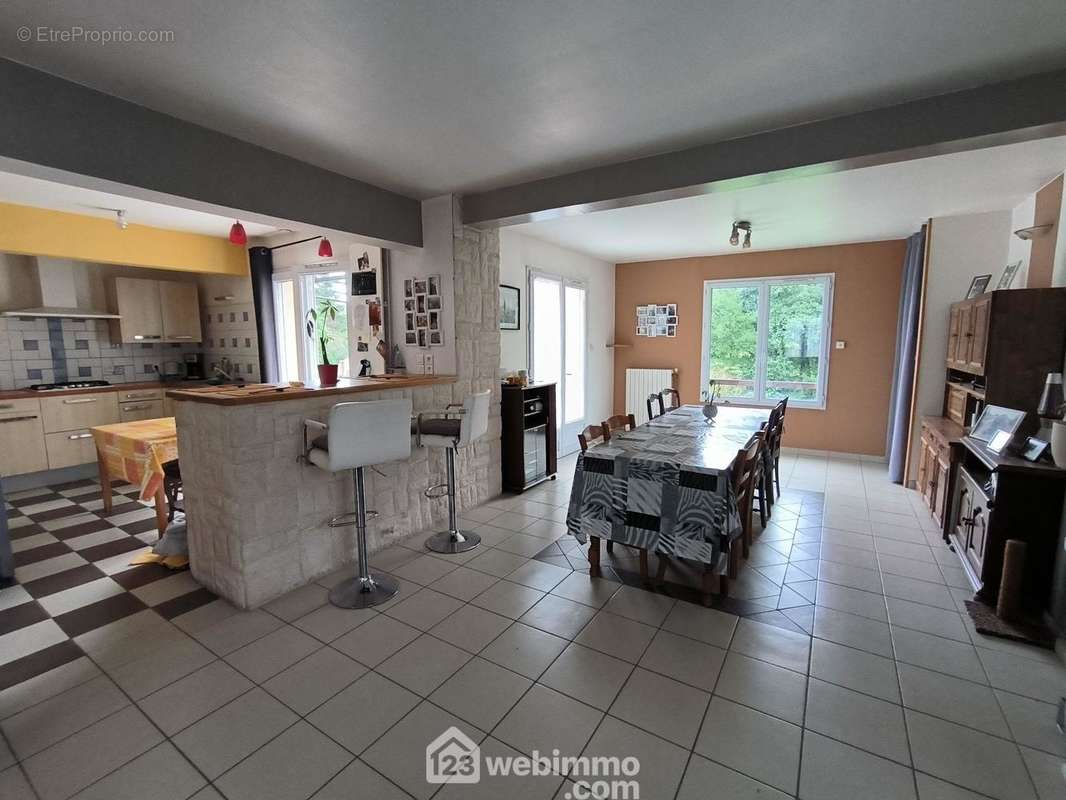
left=887, top=228, right=926, bottom=483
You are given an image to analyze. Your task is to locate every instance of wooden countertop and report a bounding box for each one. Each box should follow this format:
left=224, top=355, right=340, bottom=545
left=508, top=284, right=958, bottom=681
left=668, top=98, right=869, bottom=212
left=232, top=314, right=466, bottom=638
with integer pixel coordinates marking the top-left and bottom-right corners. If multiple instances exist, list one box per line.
left=165, top=375, right=457, bottom=405
left=0, top=379, right=211, bottom=401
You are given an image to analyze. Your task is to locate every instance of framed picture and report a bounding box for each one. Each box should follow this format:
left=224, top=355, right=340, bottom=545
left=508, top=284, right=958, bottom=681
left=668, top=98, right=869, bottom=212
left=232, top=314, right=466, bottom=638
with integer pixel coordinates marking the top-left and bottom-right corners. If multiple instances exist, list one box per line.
left=415, top=314, right=429, bottom=329
left=1021, top=436, right=1050, bottom=462
left=429, top=330, right=443, bottom=346
left=417, top=329, right=427, bottom=348
left=500, top=284, right=521, bottom=330
left=636, top=326, right=648, bottom=336
left=405, top=313, right=415, bottom=331
left=667, top=304, right=677, bottom=316
left=403, top=298, right=415, bottom=312
left=427, top=295, right=442, bottom=310
left=970, top=404, right=1025, bottom=443
left=428, top=275, right=440, bottom=296
left=405, top=331, right=417, bottom=345
left=965, top=274, right=992, bottom=299
left=403, top=279, right=413, bottom=298
left=996, top=261, right=1021, bottom=290
left=429, top=311, right=440, bottom=331
left=417, top=295, right=426, bottom=313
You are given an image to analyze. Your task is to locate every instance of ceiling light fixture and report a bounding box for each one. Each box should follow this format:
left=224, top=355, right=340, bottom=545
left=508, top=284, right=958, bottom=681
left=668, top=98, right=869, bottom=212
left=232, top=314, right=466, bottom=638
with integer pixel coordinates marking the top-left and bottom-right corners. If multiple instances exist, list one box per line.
left=318, top=237, right=333, bottom=258
left=229, top=220, right=248, bottom=246
left=730, top=220, right=752, bottom=248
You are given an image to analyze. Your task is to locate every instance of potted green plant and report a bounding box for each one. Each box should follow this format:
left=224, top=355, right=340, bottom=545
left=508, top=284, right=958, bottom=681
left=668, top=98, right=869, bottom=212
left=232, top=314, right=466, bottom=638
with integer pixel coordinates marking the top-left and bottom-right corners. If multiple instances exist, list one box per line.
left=305, top=298, right=342, bottom=386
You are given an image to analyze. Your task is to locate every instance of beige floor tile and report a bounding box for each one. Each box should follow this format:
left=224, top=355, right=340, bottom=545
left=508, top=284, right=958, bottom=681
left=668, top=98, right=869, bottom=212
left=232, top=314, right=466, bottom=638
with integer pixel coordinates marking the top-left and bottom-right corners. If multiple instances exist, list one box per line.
left=582, top=716, right=689, bottom=798
left=292, top=603, right=377, bottom=643
left=215, top=721, right=351, bottom=800
left=714, top=651, right=808, bottom=725
left=331, top=613, right=422, bottom=666
left=392, top=554, right=458, bottom=585
left=906, top=709, right=1036, bottom=800
left=539, top=642, right=634, bottom=711
left=495, top=684, right=602, bottom=759
left=262, top=583, right=329, bottom=622
left=507, top=559, right=571, bottom=592
left=429, top=656, right=532, bottom=730
left=191, top=609, right=283, bottom=656
left=977, top=649, right=1066, bottom=705
left=806, top=677, right=911, bottom=764
left=466, top=548, right=531, bottom=578
left=309, top=758, right=412, bottom=800
left=610, top=667, right=710, bottom=748
left=377, top=633, right=471, bottom=696
left=914, top=773, right=992, bottom=800
left=810, top=637, right=900, bottom=702
left=107, top=634, right=215, bottom=700
left=678, top=754, right=791, bottom=800
left=262, top=646, right=366, bottom=714
left=575, top=610, right=657, bottom=663
left=814, top=605, right=894, bottom=657
left=897, top=663, right=1010, bottom=738
left=995, top=690, right=1066, bottom=758
left=891, top=627, right=987, bottom=684
left=69, top=741, right=205, bottom=800
left=22, top=706, right=163, bottom=800
left=695, top=696, right=800, bottom=794
left=362, top=701, right=485, bottom=800
left=430, top=603, right=513, bottom=653
left=383, top=587, right=465, bottom=631
left=428, top=565, right=500, bottom=601
left=730, top=617, right=811, bottom=673
left=886, top=597, right=969, bottom=642
left=481, top=621, right=567, bottom=679
left=139, top=660, right=253, bottom=736
left=637, top=629, right=726, bottom=692
left=549, top=572, right=620, bottom=609
left=308, top=671, right=419, bottom=755
left=0, top=766, right=37, bottom=800
left=799, top=731, right=916, bottom=800
left=519, top=593, right=597, bottom=639
left=172, top=687, right=297, bottom=779
left=1018, top=746, right=1066, bottom=800
left=471, top=580, right=546, bottom=619
left=224, top=624, right=322, bottom=683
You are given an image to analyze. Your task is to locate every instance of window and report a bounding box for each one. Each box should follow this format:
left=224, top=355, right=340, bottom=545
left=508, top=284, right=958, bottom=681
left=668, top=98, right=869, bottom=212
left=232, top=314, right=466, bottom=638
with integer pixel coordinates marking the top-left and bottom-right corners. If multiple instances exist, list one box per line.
left=272, top=269, right=350, bottom=384
left=699, top=274, right=833, bottom=408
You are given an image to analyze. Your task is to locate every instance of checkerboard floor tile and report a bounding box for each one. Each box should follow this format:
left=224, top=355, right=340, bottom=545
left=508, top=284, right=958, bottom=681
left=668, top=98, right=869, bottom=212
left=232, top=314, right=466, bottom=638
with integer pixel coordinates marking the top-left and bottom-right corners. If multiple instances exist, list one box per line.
left=1, top=455, right=1063, bottom=800
left=1, top=479, right=215, bottom=693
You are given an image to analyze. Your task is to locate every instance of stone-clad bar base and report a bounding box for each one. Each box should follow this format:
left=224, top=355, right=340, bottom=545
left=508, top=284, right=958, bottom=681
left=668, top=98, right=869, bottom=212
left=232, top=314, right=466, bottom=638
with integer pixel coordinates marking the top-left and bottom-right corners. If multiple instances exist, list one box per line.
left=174, top=381, right=502, bottom=608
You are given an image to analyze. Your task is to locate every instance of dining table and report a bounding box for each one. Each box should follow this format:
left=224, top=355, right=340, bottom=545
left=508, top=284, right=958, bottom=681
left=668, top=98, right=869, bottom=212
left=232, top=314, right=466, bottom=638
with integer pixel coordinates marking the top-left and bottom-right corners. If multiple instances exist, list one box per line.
left=566, top=404, right=771, bottom=584
left=91, top=416, right=178, bottom=538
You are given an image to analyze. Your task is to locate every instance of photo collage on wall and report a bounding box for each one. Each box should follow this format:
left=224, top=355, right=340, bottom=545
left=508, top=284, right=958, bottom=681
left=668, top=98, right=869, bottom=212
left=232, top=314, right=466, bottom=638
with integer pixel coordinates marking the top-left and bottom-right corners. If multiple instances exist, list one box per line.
left=403, top=275, right=444, bottom=348
left=636, top=303, right=678, bottom=337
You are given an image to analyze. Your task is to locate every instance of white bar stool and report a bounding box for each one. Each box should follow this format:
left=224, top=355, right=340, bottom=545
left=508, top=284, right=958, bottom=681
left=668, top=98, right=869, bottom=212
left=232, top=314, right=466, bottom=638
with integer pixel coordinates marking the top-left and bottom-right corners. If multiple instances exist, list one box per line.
left=303, top=398, right=412, bottom=608
left=412, top=390, right=491, bottom=554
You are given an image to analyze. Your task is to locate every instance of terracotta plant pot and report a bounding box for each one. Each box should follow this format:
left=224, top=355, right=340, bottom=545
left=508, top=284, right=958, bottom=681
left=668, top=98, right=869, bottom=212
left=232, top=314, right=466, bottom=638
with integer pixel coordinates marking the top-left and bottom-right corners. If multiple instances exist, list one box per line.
left=317, top=364, right=339, bottom=387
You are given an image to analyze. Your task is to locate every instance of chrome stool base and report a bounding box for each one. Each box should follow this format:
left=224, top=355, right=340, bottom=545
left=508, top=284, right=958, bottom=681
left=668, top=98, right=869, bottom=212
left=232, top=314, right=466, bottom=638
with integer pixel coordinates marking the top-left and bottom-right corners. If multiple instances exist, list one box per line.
left=425, top=529, right=481, bottom=554
left=329, top=573, right=399, bottom=609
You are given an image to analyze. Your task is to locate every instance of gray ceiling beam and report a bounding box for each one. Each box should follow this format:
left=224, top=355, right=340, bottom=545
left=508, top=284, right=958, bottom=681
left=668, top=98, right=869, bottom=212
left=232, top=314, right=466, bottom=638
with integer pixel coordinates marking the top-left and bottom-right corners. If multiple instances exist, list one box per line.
left=0, top=59, right=422, bottom=247
left=462, top=69, right=1066, bottom=228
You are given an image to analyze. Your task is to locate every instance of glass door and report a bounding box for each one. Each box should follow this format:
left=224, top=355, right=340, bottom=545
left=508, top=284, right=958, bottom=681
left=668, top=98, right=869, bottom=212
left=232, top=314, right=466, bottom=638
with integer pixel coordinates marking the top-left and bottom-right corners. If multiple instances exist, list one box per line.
left=529, top=271, right=587, bottom=455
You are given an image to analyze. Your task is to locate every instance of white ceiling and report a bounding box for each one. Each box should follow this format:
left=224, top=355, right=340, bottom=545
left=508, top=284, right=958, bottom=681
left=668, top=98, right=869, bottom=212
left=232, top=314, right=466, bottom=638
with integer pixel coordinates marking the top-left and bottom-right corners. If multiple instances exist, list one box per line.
left=2, top=1, right=1065, bottom=198
left=511, top=137, right=1066, bottom=263
left=0, top=171, right=279, bottom=238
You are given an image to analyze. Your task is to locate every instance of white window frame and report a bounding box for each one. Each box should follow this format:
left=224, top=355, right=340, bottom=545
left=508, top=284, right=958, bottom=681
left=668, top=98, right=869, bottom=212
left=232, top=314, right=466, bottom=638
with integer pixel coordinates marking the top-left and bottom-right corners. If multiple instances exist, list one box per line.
left=272, top=262, right=350, bottom=385
left=699, top=273, right=834, bottom=410
left=527, top=268, right=590, bottom=435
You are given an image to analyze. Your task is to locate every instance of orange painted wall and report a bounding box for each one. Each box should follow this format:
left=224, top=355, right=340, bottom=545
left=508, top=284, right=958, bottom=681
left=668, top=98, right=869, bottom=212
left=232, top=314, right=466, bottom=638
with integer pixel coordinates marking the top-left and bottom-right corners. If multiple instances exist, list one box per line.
left=613, top=241, right=906, bottom=456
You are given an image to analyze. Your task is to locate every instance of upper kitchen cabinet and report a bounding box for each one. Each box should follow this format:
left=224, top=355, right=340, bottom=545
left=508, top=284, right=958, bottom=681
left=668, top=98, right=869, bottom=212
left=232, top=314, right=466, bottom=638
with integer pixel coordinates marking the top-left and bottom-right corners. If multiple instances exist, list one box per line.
left=109, top=277, right=202, bottom=343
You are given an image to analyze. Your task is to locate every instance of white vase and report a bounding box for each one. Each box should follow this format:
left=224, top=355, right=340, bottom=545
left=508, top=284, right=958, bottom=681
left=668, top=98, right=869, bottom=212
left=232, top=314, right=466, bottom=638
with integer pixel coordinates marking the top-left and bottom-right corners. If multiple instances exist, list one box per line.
left=1052, top=420, right=1066, bottom=468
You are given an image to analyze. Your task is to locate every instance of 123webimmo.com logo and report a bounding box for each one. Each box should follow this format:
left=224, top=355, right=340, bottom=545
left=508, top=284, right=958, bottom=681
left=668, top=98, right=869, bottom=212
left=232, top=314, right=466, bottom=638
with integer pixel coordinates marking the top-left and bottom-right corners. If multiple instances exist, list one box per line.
left=426, top=727, right=641, bottom=798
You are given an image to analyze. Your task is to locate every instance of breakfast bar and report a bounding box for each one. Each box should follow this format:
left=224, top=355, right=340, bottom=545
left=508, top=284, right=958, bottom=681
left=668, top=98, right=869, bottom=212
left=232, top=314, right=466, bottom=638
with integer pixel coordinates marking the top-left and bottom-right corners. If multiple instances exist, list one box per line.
left=167, top=375, right=461, bottom=608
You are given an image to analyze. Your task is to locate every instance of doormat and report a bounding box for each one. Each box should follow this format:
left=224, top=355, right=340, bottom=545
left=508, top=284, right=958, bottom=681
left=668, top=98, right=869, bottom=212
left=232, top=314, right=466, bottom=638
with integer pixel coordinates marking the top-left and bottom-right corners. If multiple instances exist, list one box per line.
left=964, top=599, right=1056, bottom=650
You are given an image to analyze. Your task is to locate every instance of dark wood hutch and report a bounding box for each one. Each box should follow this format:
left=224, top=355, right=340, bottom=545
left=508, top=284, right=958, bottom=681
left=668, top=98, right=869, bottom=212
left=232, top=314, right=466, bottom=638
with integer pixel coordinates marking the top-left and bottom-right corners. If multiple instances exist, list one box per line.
left=917, top=287, right=1066, bottom=612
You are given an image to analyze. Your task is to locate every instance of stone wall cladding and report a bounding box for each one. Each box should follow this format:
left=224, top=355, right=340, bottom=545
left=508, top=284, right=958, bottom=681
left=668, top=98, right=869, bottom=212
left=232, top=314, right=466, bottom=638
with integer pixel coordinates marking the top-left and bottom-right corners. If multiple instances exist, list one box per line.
left=178, top=225, right=502, bottom=608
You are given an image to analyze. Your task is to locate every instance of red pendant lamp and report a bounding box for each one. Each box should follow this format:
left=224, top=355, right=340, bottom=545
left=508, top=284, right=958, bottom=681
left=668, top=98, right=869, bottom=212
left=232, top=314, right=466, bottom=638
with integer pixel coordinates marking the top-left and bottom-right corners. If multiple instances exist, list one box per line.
left=228, top=220, right=248, bottom=246
left=317, top=237, right=333, bottom=258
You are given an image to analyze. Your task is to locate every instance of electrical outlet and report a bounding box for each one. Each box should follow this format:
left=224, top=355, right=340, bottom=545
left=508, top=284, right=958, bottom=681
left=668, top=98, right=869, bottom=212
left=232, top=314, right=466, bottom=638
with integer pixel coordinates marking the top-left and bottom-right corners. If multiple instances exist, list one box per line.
left=423, top=354, right=434, bottom=375
left=835, top=341, right=846, bottom=349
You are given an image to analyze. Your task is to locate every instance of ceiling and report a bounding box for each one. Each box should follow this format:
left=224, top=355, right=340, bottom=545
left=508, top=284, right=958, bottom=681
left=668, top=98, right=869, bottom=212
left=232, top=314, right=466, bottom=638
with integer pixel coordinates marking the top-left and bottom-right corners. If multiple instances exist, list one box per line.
left=0, top=171, right=280, bottom=238
left=2, top=2, right=1065, bottom=199
left=511, top=137, right=1066, bottom=263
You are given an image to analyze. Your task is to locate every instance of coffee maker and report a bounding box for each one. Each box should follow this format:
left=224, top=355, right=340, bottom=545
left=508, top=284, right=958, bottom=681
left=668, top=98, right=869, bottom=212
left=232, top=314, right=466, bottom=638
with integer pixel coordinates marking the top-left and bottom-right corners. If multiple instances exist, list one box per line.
left=184, top=353, right=206, bottom=380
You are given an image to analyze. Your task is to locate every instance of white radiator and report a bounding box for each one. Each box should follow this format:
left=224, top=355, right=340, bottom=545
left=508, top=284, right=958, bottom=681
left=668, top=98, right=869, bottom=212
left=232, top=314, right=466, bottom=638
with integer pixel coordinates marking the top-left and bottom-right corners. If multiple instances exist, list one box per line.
left=626, top=368, right=677, bottom=425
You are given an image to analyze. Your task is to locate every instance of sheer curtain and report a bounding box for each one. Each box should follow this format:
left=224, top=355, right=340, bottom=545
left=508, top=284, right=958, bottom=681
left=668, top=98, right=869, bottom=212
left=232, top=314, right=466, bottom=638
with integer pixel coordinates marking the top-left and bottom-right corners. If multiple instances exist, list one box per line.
left=886, top=228, right=926, bottom=483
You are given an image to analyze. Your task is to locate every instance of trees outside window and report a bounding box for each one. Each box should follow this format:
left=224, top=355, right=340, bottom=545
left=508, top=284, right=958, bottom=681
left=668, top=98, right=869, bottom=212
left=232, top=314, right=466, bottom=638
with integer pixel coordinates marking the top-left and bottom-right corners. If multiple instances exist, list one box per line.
left=701, top=275, right=833, bottom=408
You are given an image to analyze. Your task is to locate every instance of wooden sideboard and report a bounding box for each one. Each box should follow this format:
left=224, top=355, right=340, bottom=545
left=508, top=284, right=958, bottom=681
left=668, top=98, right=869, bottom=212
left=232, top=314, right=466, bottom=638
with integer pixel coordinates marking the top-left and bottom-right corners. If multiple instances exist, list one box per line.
left=501, top=383, right=558, bottom=492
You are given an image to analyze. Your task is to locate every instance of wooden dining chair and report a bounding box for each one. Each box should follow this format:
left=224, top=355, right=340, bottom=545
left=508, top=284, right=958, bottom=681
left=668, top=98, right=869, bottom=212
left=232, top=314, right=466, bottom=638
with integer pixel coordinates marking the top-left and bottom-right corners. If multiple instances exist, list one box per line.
left=646, top=392, right=665, bottom=420
left=731, top=432, right=763, bottom=565
left=578, top=423, right=607, bottom=452
left=770, top=399, right=787, bottom=496
left=601, top=414, right=636, bottom=437
left=661, top=387, right=681, bottom=411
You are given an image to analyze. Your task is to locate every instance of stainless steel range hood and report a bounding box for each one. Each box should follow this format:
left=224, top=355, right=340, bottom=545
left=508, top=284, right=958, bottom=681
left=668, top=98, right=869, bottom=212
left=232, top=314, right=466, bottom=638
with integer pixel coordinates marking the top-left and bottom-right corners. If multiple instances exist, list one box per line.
left=1, top=259, right=120, bottom=319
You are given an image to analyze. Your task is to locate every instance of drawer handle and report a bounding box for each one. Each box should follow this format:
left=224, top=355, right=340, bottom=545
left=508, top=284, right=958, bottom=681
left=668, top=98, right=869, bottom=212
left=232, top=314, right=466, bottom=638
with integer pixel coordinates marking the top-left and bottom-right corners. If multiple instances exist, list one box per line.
left=169, top=335, right=194, bottom=340
left=124, top=393, right=156, bottom=400
left=63, top=398, right=98, bottom=404
left=0, top=415, right=38, bottom=423
left=133, top=335, right=162, bottom=340
left=122, top=403, right=153, bottom=411
left=67, top=432, right=93, bottom=440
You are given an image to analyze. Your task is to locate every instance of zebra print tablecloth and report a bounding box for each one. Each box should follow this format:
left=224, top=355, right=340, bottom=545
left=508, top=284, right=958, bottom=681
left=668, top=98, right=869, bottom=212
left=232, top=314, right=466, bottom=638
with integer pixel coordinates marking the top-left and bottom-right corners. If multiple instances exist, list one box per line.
left=566, top=405, right=769, bottom=566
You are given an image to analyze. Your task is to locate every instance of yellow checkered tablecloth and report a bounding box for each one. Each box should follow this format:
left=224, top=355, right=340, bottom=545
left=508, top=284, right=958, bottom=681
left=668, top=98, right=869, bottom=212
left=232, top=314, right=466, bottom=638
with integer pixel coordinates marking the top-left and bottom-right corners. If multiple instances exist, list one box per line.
left=91, top=417, right=178, bottom=501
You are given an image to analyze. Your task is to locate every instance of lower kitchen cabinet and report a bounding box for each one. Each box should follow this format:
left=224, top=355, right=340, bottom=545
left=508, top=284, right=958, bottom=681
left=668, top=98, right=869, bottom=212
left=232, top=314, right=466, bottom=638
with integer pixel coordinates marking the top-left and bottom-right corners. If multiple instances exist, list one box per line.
left=0, top=398, right=48, bottom=476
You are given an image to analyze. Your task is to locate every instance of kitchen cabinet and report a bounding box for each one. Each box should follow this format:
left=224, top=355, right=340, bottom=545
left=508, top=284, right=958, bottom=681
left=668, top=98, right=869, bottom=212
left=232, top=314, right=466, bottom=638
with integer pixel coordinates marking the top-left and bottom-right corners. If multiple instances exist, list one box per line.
left=159, top=281, right=202, bottom=342
left=0, top=398, right=48, bottom=476
left=44, top=430, right=98, bottom=470
left=40, top=391, right=119, bottom=433
left=119, top=399, right=164, bottom=422
left=502, top=383, right=558, bottom=492
left=916, top=417, right=963, bottom=529
left=109, top=277, right=202, bottom=344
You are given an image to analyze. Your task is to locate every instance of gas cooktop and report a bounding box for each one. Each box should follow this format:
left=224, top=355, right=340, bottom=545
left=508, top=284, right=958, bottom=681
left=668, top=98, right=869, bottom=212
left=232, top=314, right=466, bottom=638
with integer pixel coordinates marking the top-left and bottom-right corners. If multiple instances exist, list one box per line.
left=28, top=380, right=112, bottom=391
